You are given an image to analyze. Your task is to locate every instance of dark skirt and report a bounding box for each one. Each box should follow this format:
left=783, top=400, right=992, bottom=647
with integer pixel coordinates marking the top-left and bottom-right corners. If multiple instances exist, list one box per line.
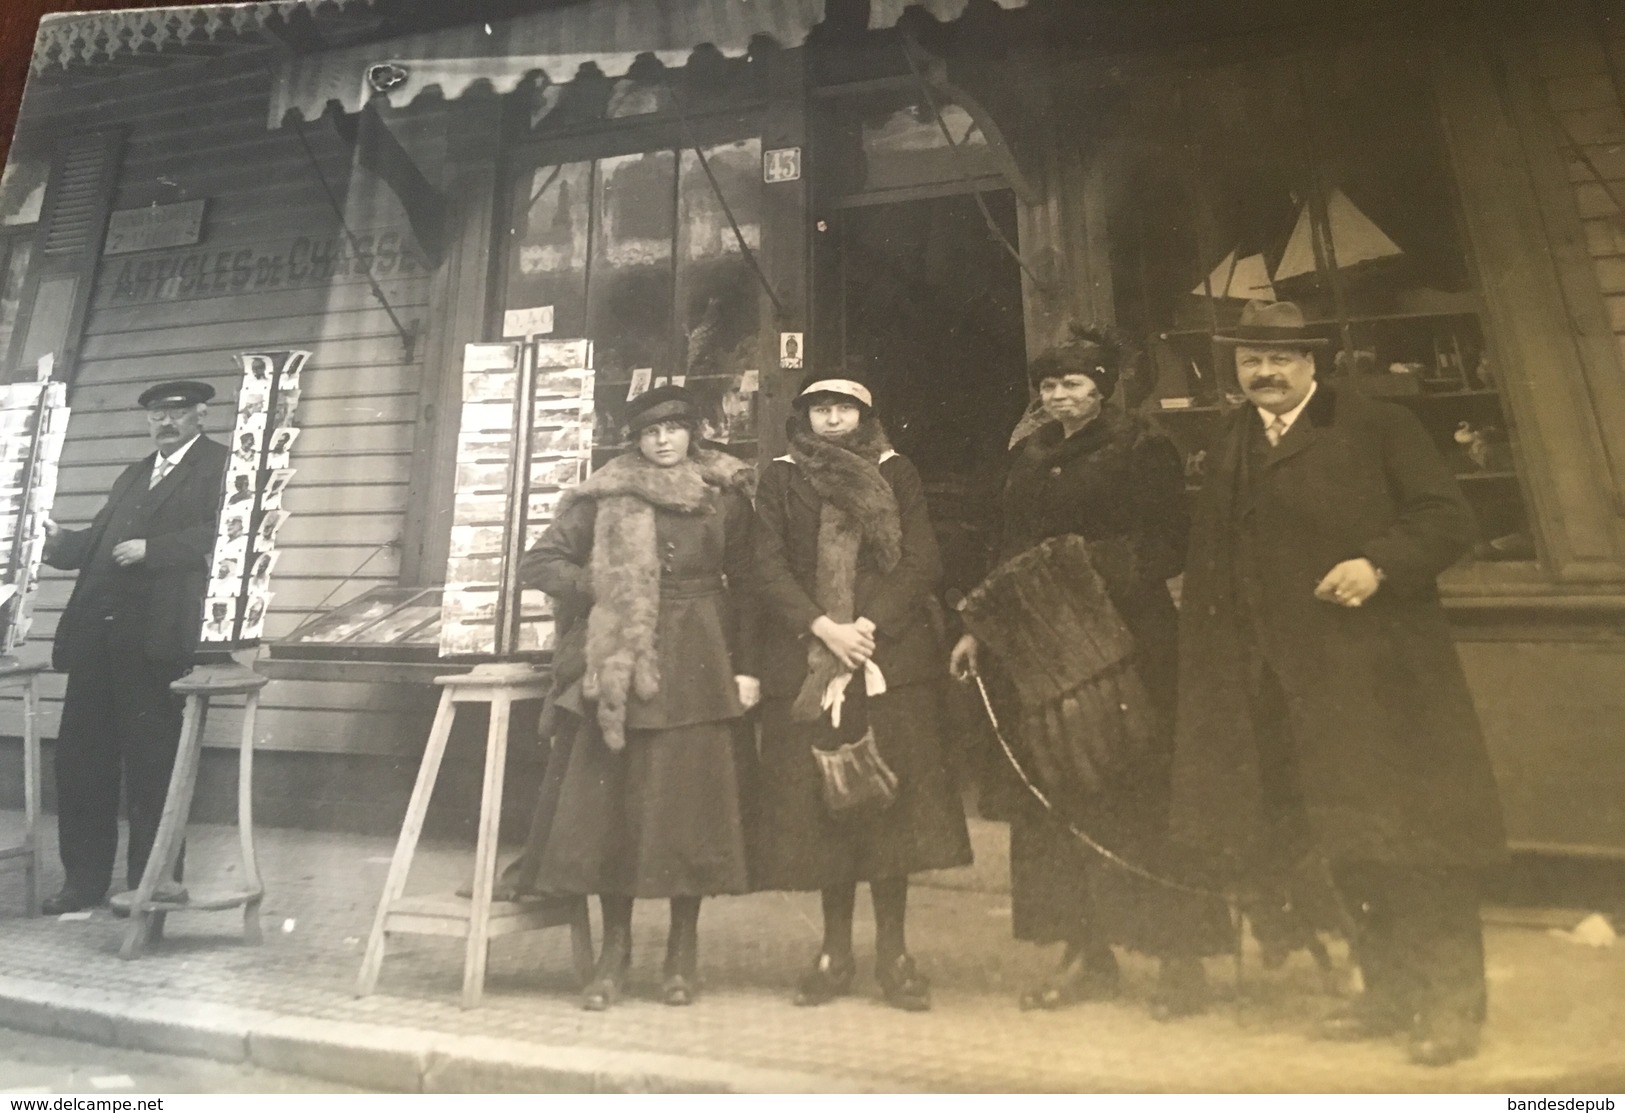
left=536, top=715, right=753, bottom=898
left=751, top=681, right=973, bottom=890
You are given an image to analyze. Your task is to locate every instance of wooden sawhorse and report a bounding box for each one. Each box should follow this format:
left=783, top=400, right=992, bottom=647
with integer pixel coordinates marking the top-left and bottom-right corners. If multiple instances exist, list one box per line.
left=357, top=662, right=593, bottom=1008
left=0, top=658, right=47, bottom=916
left=114, top=661, right=269, bottom=959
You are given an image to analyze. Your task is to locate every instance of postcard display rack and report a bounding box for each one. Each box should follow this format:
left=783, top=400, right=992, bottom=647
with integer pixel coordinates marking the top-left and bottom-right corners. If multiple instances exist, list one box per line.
left=358, top=337, right=596, bottom=1009
left=115, top=349, right=306, bottom=957
left=0, top=370, right=67, bottom=917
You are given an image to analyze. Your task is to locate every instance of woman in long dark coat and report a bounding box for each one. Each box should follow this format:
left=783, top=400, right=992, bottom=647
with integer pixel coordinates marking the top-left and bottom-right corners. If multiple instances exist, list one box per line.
left=751, top=373, right=972, bottom=1012
left=950, top=327, right=1232, bottom=1018
left=522, top=384, right=758, bottom=1010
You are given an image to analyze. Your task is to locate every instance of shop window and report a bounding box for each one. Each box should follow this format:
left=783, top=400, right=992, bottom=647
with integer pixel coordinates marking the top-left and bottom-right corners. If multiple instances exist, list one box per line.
left=1112, top=41, right=1534, bottom=563
left=0, top=157, right=45, bottom=371
left=819, top=89, right=1000, bottom=204
left=501, top=136, right=764, bottom=464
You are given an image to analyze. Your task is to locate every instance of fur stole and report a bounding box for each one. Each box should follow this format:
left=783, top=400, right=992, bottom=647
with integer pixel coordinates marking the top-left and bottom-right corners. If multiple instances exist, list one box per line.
left=787, top=421, right=902, bottom=721
left=567, top=447, right=754, bottom=751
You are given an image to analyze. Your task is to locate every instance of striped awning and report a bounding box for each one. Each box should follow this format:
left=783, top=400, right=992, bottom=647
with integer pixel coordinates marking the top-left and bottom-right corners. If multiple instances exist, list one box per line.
left=31, top=1, right=380, bottom=73
left=269, top=0, right=1026, bottom=126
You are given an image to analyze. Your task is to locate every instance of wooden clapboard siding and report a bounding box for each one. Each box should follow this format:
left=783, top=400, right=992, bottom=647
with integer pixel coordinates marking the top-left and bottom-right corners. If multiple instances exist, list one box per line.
left=12, top=59, right=455, bottom=757
left=1523, top=12, right=1625, bottom=520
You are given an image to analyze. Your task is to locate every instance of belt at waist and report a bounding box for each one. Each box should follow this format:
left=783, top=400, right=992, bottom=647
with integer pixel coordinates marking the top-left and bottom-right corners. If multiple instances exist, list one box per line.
left=660, top=574, right=724, bottom=599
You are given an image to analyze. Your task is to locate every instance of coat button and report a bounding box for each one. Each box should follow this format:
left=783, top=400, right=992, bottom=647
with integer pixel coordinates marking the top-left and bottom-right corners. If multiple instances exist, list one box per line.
left=1050, top=466, right=1063, bottom=477
left=1207, top=605, right=1218, bottom=616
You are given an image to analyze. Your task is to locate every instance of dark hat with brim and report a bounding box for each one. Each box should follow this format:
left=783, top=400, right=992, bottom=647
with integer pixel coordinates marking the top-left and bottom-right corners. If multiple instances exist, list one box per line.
left=138, top=380, right=215, bottom=408
left=624, top=383, right=699, bottom=435
left=1213, top=300, right=1330, bottom=348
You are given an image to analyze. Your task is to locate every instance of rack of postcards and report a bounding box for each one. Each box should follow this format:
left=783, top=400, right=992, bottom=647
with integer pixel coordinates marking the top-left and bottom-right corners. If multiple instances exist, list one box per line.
left=0, top=366, right=68, bottom=656
left=439, top=338, right=593, bottom=658
left=200, top=350, right=305, bottom=649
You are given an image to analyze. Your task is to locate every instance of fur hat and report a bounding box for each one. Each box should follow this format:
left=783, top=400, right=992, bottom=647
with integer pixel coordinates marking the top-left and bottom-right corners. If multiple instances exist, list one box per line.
left=1027, top=325, right=1123, bottom=399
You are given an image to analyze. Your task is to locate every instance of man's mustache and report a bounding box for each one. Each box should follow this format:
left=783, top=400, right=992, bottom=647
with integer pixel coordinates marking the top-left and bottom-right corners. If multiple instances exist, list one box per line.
left=1247, top=376, right=1290, bottom=390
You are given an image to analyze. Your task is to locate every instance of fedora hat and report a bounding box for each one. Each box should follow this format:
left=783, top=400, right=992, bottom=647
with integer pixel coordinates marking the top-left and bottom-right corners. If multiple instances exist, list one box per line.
left=1213, top=300, right=1330, bottom=348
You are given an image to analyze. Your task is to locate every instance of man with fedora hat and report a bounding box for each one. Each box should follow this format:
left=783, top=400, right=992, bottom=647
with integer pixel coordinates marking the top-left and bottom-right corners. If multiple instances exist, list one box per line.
left=39, top=379, right=230, bottom=915
left=1168, top=300, right=1506, bottom=1065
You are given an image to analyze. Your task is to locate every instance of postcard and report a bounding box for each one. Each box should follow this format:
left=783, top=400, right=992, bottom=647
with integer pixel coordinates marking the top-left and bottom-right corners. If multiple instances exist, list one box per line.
left=463, top=369, right=518, bottom=404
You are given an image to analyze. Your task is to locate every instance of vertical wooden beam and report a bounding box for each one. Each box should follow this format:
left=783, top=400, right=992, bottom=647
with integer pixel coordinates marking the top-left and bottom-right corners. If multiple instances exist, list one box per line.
left=756, top=48, right=810, bottom=462
left=400, top=98, right=503, bottom=585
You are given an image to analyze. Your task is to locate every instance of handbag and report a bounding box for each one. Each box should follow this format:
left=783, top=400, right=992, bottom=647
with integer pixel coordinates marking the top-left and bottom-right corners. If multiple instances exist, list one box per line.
left=813, top=725, right=899, bottom=813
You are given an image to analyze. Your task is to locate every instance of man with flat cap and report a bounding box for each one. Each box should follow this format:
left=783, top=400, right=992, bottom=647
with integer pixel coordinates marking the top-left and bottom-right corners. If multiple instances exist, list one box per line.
left=40, top=380, right=230, bottom=914
left=1169, top=301, right=1506, bottom=1066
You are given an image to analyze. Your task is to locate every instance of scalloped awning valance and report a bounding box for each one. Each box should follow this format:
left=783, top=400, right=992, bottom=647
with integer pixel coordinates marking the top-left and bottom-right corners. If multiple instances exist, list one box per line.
left=30, top=1, right=380, bottom=74
left=267, top=0, right=1026, bottom=127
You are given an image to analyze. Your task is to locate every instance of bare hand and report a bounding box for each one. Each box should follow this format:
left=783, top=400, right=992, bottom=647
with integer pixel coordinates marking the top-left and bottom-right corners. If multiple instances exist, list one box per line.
left=812, top=616, right=874, bottom=670
left=43, top=519, right=60, bottom=541
left=949, top=633, right=979, bottom=682
left=112, top=539, right=147, bottom=567
left=734, top=675, right=761, bottom=710
left=1314, top=558, right=1381, bottom=607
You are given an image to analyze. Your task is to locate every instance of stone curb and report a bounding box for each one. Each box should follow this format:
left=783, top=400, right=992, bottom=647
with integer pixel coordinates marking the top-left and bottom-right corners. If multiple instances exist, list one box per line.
left=0, top=975, right=882, bottom=1093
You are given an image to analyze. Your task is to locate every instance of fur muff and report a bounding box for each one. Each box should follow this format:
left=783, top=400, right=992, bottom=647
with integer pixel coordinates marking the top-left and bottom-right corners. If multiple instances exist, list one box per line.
left=567, top=447, right=754, bottom=751
left=786, top=421, right=901, bottom=721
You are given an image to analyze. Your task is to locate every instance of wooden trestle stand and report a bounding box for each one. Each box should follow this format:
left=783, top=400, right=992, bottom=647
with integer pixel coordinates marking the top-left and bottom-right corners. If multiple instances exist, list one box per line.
left=356, top=662, right=594, bottom=1009
left=0, top=658, right=47, bottom=916
left=114, top=660, right=269, bottom=959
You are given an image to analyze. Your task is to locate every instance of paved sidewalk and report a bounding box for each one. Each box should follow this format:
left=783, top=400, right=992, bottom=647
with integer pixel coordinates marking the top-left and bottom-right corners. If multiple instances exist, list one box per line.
left=0, top=811, right=1621, bottom=1093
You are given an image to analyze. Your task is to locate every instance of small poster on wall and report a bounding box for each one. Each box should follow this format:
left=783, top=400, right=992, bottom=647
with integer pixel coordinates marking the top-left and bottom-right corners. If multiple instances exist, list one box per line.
left=198, top=349, right=308, bottom=649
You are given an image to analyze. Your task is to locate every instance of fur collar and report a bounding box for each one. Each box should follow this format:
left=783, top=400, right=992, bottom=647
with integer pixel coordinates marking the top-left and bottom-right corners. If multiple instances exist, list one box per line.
left=1016, top=404, right=1145, bottom=469
left=571, top=447, right=753, bottom=751
left=563, top=445, right=754, bottom=513
left=786, top=422, right=903, bottom=721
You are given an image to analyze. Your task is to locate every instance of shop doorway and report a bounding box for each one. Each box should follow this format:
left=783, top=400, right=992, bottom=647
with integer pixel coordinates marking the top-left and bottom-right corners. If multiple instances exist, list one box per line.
left=817, top=190, right=1029, bottom=594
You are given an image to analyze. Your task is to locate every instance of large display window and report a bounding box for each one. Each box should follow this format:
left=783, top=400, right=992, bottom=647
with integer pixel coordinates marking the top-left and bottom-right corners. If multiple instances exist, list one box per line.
left=1108, top=39, right=1536, bottom=563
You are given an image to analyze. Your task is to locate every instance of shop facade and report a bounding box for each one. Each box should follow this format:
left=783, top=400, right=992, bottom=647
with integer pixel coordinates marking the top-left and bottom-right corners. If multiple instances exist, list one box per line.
left=2, top=0, right=1623, bottom=854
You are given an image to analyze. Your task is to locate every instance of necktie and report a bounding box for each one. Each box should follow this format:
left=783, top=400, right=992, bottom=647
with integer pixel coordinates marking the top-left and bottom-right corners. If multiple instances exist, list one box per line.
left=150, top=456, right=171, bottom=489
left=1265, top=415, right=1288, bottom=447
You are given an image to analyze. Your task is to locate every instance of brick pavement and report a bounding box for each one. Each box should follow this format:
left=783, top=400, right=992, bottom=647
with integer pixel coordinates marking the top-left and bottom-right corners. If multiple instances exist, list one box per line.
left=0, top=810, right=1621, bottom=1092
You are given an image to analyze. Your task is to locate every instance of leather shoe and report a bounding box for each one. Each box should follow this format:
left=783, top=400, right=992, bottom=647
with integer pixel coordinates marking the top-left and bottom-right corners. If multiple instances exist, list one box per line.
left=1315, top=1000, right=1410, bottom=1042
left=793, top=951, right=856, bottom=1007
left=41, top=887, right=105, bottom=916
left=109, top=882, right=189, bottom=919
left=1148, top=956, right=1210, bottom=1022
left=1408, top=1012, right=1481, bottom=1067
left=876, top=953, right=931, bottom=1012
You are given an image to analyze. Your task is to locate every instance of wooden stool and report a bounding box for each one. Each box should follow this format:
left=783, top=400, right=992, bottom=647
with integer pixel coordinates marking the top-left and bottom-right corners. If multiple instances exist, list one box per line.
left=357, top=662, right=594, bottom=1009
left=115, top=661, right=269, bottom=959
left=0, top=658, right=47, bottom=916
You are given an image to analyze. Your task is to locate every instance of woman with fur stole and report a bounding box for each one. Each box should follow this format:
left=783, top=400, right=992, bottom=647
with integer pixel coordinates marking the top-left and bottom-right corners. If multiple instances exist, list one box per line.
left=751, top=373, right=972, bottom=1012
left=522, top=385, right=759, bottom=1011
left=949, top=327, right=1232, bottom=1019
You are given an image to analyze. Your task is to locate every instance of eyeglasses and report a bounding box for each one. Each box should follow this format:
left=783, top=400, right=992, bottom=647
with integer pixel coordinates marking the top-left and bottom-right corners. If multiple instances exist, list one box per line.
left=145, top=405, right=196, bottom=422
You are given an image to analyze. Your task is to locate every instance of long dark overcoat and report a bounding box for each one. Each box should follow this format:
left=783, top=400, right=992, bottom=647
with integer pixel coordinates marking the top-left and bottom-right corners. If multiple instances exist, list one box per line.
left=48, top=435, right=229, bottom=671
left=1170, top=385, right=1506, bottom=870
left=753, top=451, right=943, bottom=698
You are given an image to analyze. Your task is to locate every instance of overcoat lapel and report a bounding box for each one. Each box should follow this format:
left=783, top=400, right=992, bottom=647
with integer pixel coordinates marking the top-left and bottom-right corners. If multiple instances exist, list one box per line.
left=143, top=439, right=215, bottom=518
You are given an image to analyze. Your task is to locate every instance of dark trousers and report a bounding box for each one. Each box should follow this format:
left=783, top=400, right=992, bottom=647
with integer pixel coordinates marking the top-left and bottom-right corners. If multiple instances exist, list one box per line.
left=1247, top=661, right=1486, bottom=1027
left=54, top=618, right=187, bottom=897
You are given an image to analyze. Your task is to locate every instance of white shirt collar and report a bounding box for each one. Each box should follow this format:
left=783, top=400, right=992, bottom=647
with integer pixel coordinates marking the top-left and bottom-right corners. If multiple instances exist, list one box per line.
left=156, top=434, right=201, bottom=468
left=1255, top=380, right=1317, bottom=437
